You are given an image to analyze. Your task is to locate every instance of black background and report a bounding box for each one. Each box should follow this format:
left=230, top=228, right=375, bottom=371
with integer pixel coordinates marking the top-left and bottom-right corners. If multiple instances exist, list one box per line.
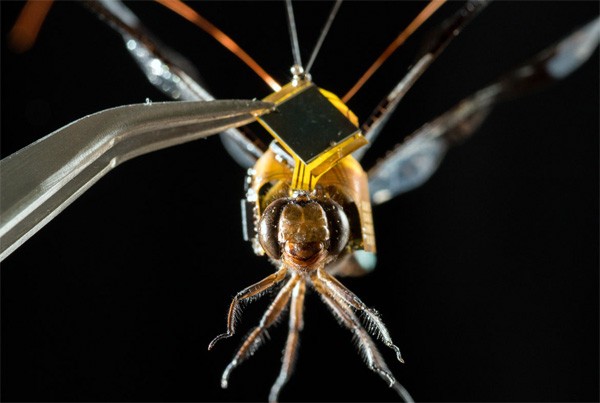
left=1, top=1, right=598, bottom=402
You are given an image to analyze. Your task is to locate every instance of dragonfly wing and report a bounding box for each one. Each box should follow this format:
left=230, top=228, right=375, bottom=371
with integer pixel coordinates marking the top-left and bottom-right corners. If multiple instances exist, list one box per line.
left=354, top=0, right=489, bottom=161
left=368, top=17, right=600, bottom=205
left=88, top=0, right=266, bottom=168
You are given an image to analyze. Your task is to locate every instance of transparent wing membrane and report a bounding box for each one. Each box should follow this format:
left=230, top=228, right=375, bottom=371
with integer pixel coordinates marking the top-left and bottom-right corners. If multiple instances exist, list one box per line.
left=368, top=16, right=600, bottom=205
left=354, top=0, right=489, bottom=161
left=86, top=0, right=267, bottom=168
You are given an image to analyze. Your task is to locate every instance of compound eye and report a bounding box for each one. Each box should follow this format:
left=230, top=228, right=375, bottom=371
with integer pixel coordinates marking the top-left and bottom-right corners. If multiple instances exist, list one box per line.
left=321, top=199, right=350, bottom=256
left=258, top=198, right=289, bottom=259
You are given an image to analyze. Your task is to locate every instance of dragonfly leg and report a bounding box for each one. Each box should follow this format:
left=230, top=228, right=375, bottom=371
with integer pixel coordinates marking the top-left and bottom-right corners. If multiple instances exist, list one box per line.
left=221, top=275, right=300, bottom=388
left=209, top=267, right=287, bottom=350
left=311, top=273, right=405, bottom=394
left=316, top=268, right=404, bottom=362
left=268, top=280, right=306, bottom=403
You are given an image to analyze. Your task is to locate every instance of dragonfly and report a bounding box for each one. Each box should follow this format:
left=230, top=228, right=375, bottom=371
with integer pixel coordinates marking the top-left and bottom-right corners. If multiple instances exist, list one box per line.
left=2, top=1, right=598, bottom=402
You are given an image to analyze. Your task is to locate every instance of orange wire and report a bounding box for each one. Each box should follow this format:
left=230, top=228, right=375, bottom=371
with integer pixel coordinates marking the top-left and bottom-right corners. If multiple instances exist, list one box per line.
left=155, top=0, right=281, bottom=91
left=342, top=0, right=446, bottom=103
left=8, top=0, right=54, bottom=53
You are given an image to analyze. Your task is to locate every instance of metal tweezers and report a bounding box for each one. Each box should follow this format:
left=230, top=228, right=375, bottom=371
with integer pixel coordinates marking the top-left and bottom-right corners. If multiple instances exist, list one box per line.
left=0, top=100, right=273, bottom=261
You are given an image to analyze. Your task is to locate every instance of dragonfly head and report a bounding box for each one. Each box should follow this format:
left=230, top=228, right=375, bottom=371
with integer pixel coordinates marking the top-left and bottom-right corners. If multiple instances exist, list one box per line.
left=258, top=195, right=349, bottom=271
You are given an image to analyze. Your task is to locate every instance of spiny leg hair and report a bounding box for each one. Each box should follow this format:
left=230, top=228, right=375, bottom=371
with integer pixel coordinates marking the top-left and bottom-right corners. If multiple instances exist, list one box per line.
left=221, top=275, right=300, bottom=388
left=209, top=267, right=288, bottom=350
left=311, top=273, right=398, bottom=388
left=316, top=268, right=404, bottom=362
left=268, top=280, right=306, bottom=403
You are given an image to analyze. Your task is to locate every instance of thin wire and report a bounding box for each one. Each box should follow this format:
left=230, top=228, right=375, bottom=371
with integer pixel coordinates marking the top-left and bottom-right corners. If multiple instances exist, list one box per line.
left=305, top=0, right=343, bottom=75
left=342, top=0, right=446, bottom=102
left=285, top=0, right=303, bottom=68
left=156, top=0, right=281, bottom=91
